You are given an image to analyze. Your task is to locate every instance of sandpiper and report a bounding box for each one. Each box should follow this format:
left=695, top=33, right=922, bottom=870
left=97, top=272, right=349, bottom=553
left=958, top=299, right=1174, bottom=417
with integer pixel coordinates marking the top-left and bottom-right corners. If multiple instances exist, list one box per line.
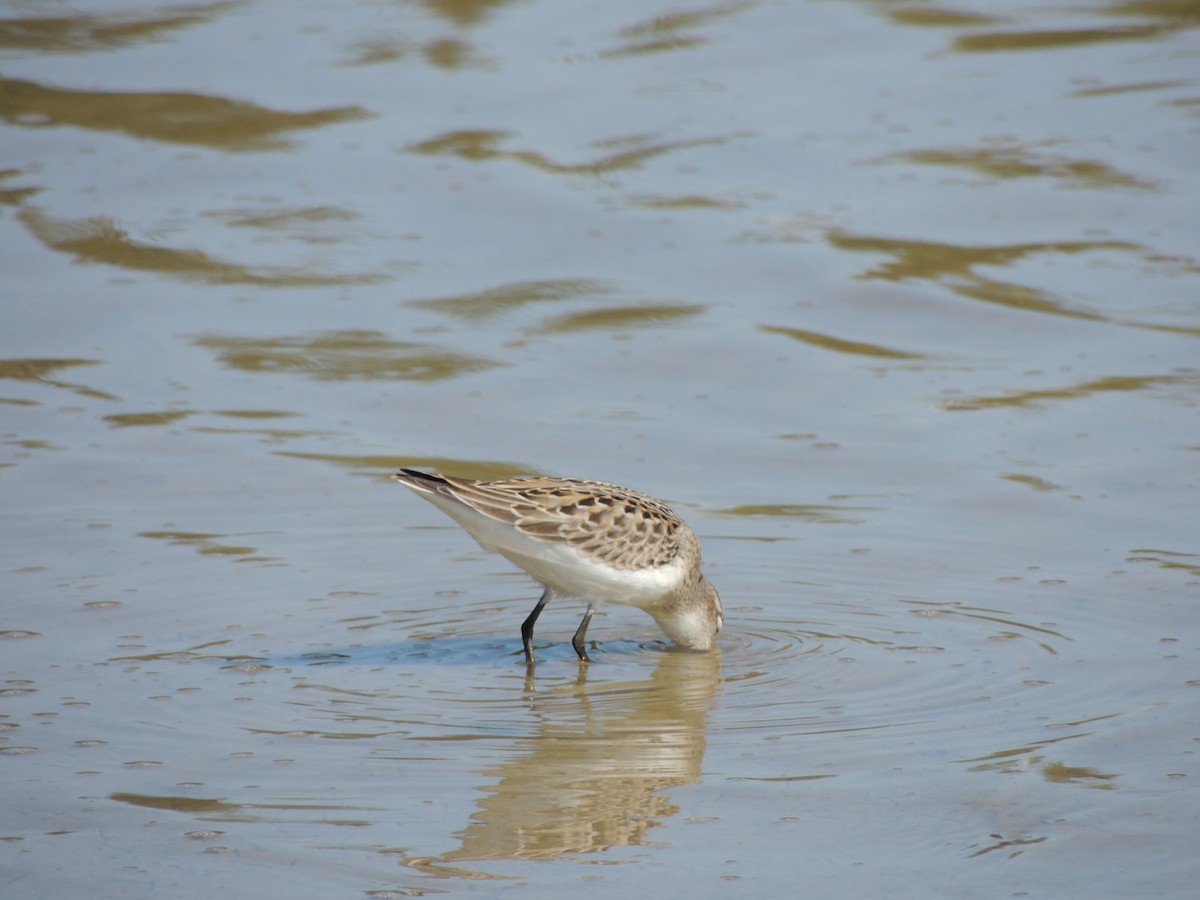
left=393, top=468, right=722, bottom=663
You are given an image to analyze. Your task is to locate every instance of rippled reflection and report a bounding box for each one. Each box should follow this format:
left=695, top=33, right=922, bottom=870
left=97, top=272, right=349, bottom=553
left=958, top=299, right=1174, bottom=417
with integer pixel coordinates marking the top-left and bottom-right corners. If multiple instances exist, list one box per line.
left=0, top=168, right=38, bottom=206
left=210, top=205, right=361, bottom=240
left=409, top=278, right=616, bottom=320
left=1127, top=547, right=1200, bottom=577
left=716, top=502, right=873, bottom=525
left=349, top=34, right=493, bottom=68
left=760, top=324, right=927, bottom=360
left=602, top=1, right=752, bottom=57
left=952, top=21, right=1174, bottom=53
left=103, top=410, right=194, bottom=428
left=882, top=142, right=1156, bottom=191
left=0, top=356, right=113, bottom=401
left=858, top=0, right=1200, bottom=45
left=882, top=7, right=1000, bottom=28
left=961, top=739, right=1121, bottom=790
left=138, top=529, right=275, bottom=563
left=0, top=75, right=368, bottom=151
left=21, top=210, right=384, bottom=286
left=110, top=790, right=371, bottom=825
left=0, top=2, right=237, bottom=53
left=938, top=371, right=1200, bottom=411
left=194, top=330, right=502, bottom=382
left=409, top=128, right=733, bottom=175
left=828, top=230, right=1139, bottom=321
left=532, top=303, right=706, bottom=334
left=407, top=650, right=720, bottom=870
left=416, top=0, right=519, bottom=28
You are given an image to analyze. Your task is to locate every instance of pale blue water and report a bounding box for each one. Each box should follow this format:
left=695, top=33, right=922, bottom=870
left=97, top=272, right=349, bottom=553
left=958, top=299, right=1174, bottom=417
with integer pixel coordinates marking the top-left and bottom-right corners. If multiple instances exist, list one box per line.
left=2, top=1, right=1198, bottom=896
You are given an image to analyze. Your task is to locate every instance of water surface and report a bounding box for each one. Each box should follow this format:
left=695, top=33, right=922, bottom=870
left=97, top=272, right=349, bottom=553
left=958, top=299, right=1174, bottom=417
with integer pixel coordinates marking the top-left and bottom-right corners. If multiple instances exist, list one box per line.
left=2, top=0, right=1198, bottom=897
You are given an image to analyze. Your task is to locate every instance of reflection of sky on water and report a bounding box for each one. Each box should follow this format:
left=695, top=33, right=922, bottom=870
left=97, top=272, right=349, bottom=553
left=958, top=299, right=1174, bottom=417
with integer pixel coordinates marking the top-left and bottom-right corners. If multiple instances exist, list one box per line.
left=1, top=0, right=1197, bottom=895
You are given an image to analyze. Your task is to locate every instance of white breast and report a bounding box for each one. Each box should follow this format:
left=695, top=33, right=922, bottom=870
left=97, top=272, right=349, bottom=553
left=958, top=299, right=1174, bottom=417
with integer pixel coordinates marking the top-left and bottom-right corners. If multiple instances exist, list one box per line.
left=495, top=540, right=687, bottom=609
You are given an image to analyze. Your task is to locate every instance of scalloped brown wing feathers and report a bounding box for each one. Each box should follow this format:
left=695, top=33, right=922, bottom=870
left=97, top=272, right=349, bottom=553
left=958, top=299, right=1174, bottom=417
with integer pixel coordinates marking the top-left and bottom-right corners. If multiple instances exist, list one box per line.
left=417, top=474, right=688, bottom=570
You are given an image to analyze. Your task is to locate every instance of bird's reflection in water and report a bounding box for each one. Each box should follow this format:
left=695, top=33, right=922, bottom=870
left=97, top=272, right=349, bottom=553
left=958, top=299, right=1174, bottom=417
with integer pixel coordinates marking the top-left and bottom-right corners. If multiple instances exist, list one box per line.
left=404, top=648, right=721, bottom=874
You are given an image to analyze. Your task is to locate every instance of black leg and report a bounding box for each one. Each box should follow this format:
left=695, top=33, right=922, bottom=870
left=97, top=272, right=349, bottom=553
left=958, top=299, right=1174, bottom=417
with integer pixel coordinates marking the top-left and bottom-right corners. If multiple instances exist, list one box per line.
left=521, top=590, right=549, bottom=664
left=571, top=604, right=595, bottom=663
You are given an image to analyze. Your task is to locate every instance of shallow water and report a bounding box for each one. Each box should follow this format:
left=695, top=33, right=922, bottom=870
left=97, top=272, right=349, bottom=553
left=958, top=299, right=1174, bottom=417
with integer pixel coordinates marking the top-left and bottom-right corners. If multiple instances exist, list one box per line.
left=2, top=0, right=1198, bottom=896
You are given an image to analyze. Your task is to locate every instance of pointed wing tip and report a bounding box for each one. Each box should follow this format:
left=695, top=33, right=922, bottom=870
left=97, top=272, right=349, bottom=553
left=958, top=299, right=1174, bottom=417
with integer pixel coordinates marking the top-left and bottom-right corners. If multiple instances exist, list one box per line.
left=393, top=468, right=452, bottom=493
